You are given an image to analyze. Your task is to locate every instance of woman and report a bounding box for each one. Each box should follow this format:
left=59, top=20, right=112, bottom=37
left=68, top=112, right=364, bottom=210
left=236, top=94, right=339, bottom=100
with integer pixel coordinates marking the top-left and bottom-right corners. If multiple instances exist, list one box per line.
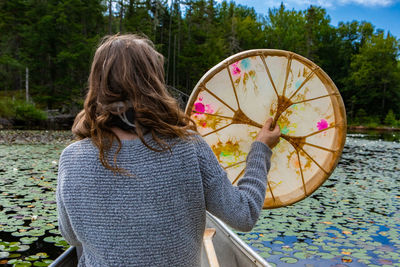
left=56, top=34, right=280, bottom=266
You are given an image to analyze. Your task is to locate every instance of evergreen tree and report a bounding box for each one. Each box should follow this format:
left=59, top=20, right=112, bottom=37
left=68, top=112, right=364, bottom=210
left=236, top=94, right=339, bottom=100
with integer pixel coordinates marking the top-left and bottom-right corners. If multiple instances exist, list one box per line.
left=265, top=3, right=307, bottom=55
left=0, top=0, right=30, bottom=93
left=0, top=0, right=398, bottom=122
left=348, top=32, right=400, bottom=119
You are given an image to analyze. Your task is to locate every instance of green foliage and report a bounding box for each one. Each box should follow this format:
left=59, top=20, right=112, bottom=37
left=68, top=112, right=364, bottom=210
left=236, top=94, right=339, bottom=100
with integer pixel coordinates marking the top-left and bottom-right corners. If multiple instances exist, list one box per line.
left=0, top=97, right=47, bottom=121
left=355, top=108, right=368, bottom=124
left=349, top=108, right=400, bottom=127
left=349, top=108, right=381, bottom=127
left=15, top=102, right=47, bottom=121
left=384, top=109, right=398, bottom=126
left=0, top=0, right=399, bottom=126
left=0, top=98, right=14, bottom=118
left=347, top=32, right=400, bottom=119
left=265, top=4, right=307, bottom=55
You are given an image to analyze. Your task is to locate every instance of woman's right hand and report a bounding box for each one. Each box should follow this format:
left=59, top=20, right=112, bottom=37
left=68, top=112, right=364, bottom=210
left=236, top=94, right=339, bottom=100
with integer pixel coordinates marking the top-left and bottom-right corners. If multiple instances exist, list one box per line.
left=256, top=118, right=281, bottom=149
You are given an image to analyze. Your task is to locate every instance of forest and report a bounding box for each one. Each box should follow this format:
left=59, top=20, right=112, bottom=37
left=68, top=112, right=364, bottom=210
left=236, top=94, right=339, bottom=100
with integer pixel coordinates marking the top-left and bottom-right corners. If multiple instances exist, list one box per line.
left=0, top=0, right=399, bottom=127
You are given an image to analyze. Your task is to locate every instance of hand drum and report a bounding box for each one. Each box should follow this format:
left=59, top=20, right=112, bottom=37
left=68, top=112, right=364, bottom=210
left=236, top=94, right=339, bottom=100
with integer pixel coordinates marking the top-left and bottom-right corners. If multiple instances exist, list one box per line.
left=185, top=50, right=346, bottom=209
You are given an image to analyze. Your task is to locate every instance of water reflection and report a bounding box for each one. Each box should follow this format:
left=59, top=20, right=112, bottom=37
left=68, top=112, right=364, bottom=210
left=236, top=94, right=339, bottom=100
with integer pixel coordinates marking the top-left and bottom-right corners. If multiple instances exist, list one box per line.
left=348, top=129, right=400, bottom=142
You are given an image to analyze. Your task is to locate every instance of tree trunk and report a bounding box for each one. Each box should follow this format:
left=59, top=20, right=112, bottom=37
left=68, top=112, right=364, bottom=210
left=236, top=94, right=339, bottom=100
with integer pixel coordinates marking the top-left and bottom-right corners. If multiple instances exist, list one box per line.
left=119, top=0, right=124, bottom=32
left=382, top=82, right=386, bottom=121
left=25, top=67, right=29, bottom=103
left=173, top=34, right=176, bottom=87
left=109, top=0, right=113, bottom=34
left=177, top=4, right=181, bottom=89
left=166, top=0, right=174, bottom=84
left=153, top=0, right=158, bottom=41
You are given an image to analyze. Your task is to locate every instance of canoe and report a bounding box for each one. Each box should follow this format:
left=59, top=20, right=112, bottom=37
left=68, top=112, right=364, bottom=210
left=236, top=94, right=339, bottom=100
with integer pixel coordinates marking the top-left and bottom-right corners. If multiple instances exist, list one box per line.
left=50, top=212, right=271, bottom=267
left=201, top=213, right=271, bottom=267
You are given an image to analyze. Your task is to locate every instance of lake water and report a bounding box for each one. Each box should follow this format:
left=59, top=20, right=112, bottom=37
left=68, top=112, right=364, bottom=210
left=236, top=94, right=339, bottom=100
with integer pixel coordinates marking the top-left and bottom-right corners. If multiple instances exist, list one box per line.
left=0, top=131, right=399, bottom=266
left=237, top=131, right=400, bottom=266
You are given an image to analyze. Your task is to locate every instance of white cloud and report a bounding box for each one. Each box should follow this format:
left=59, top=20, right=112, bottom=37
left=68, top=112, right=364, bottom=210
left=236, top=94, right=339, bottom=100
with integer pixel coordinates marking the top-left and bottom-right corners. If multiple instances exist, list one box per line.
left=338, top=0, right=395, bottom=6
left=226, top=0, right=399, bottom=10
left=261, top=0, right=398, bottom=8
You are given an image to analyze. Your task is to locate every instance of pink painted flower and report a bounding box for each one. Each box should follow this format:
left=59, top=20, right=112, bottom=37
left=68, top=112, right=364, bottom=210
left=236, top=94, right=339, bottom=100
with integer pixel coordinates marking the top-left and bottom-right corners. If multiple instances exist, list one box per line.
left=317, top=119, right=328, bottom=130
left=205, top=104, right=214, bottom=114
left=231, top=62, right=241, bottom=76
left=194, top=102, right=205, bottom=113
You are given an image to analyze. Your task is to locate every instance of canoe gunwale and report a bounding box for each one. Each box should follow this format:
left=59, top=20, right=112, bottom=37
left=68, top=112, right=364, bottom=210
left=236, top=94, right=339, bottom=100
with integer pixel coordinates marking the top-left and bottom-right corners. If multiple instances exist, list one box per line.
left=49, top=246, right=77, bottom=267
left=206, top=212, right=271, bottom=267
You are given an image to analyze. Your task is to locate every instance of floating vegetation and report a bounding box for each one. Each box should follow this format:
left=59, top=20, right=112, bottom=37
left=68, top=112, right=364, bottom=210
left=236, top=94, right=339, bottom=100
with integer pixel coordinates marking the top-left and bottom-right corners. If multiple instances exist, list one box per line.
left=1, top=131, right=399, bottom=266
left=0, top=130, right=74, bottom=145
left=0, top=137, right=72, bottom=266
left=236, top=134, right=400, bottom=266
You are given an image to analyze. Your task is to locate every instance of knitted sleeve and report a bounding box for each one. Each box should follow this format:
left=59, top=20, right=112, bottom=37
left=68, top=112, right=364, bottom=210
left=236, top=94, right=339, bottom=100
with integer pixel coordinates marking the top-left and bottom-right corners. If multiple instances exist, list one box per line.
left=56, top=151, right=81, bottom=247
left=194, top=136, right=272, bottom=232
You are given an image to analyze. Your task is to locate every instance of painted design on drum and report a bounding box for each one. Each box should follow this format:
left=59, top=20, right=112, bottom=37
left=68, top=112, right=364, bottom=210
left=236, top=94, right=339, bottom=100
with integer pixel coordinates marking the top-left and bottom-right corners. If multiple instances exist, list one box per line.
left=229, top=58, right=258, bottom=93
left=249, top=130, right=258, bottom=141
left=277, top=107, right=299, bottom=135
left=271, top=86, right=312, bottom=136
left=192, top=97, right=224, bottom=129
left=287, top=149, right=312, bottom=177
left=266, top=180, right=282, bottom=193
left=186, top=50, right=346, bottom=209
left=231, top=62, right=241, bottom=76
left=211, top=139, right=247, bottom=166
left=317, top=119, right=328, bottom=131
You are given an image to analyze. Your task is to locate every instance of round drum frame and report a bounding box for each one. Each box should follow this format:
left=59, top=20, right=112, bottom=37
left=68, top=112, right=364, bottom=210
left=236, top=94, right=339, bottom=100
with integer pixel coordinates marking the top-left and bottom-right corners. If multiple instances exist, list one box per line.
left=185, top=49, right=347, bottom=209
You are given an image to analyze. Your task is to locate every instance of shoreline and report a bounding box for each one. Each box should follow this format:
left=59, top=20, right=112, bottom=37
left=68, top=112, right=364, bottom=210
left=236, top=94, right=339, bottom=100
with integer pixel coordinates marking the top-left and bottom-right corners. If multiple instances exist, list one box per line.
left=0, top=130, right=75, bottom=145
left=347, top=125, right=400, bottom=132
left=0, top=126, right=399, bottom=145
left=2, top=125, right=400, bottom=132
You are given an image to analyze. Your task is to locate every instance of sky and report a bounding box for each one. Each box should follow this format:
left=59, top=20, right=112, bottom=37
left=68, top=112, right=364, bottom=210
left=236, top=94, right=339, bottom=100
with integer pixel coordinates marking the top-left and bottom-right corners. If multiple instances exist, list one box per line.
left=218, top=0, right=400, bottom=39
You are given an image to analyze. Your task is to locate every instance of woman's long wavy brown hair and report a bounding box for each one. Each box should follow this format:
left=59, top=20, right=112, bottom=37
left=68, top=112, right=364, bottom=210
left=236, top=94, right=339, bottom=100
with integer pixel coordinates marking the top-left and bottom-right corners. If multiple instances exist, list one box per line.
left=72, top=34, right=196, bottom=174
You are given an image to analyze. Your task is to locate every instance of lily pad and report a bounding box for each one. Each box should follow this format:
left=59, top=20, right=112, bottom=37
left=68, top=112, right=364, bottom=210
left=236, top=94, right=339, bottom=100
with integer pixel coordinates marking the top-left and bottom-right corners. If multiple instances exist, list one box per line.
left=20, top=237, right=38, bottom=244
left=2, top=131, right=400, bottom=266
left=0, top=252, right=10, bottom=259
left=35, top=252, right=48, bottom=258
left=280, top=257, right=298, bottom=263
left=33, top=261, right=50, bottom=266
left=55, top=240, right=68, bottom=247
left=17, top=244, right=30, bottom=252
left=25, top=255, right=40, bottom=261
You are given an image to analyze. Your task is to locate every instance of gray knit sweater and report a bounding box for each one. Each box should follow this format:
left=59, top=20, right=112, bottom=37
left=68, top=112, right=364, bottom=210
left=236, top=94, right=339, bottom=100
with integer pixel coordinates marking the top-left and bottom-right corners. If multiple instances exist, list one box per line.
left=56, top=133, right=272, bottom=266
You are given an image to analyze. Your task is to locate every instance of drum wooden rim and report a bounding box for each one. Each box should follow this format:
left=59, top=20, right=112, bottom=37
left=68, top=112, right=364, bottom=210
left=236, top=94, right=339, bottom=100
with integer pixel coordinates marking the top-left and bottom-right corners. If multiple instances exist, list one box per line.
left=185, top=49, right=347, bottom=209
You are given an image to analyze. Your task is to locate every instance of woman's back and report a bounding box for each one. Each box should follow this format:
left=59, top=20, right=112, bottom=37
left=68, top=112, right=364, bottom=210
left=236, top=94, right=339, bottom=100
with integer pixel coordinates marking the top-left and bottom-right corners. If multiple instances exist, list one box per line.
left=57, top=133, right=274, bottom=266
left=58, top=134, right=208, bottom=266
left=56, top=34, right=280, bottom=267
